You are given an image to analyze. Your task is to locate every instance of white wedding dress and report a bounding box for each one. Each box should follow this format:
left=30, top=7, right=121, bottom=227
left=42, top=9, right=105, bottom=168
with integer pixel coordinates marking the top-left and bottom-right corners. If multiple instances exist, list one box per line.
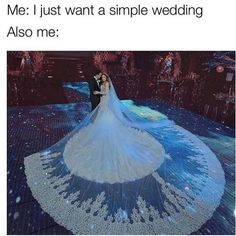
left=64, top=82, right=166, bottom=183
left=24, top=77, right=225, bottom=235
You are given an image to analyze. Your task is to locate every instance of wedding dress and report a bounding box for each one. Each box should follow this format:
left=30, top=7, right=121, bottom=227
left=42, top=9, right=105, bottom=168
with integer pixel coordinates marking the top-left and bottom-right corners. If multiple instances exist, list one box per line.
left=24, top=77, right=225, bottom=234
left=64, top=81, right=166, bottom=184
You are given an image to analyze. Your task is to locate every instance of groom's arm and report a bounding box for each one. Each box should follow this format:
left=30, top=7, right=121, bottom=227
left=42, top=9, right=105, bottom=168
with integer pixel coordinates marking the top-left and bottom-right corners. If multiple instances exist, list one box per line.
left=88, top=79, right=101, bottom=96
left=88, top=79, right=94, bottom=95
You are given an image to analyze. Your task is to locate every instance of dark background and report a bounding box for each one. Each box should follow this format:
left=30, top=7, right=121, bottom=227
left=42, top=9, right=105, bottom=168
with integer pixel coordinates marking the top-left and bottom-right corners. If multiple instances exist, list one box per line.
left=7, top=51, right=235, bottom=127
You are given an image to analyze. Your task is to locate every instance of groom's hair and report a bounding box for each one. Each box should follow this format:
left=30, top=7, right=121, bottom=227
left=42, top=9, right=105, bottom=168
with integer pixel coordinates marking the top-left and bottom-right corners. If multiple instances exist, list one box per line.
left=94, top=69, right=102, bottom=76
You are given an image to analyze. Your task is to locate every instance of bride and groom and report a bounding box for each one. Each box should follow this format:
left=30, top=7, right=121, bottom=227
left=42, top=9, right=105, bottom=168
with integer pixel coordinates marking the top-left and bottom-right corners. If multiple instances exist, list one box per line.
left=88, top=70, right=110, bottom=111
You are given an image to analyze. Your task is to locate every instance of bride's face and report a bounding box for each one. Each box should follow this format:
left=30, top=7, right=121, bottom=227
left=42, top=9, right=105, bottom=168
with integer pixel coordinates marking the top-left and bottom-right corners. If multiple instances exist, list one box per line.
left=101, top=75, right=107, bottom=82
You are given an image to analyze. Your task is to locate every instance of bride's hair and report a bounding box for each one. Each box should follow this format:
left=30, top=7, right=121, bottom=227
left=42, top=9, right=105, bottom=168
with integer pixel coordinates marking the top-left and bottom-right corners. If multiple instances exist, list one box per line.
left=101, top=73, right=110, bottom=87
left=101, top=72, right=109, bottom=79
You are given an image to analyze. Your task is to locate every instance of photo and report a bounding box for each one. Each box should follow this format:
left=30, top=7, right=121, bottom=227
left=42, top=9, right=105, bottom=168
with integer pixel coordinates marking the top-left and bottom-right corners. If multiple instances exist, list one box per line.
left=7, top=51, right=235, bottom=235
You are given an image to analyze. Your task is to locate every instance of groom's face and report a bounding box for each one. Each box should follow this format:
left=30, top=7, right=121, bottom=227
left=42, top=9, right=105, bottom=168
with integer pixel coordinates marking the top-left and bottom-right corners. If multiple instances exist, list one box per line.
left=97, top=72, right=102, bottom=79
left=95, top=73, right=102, bottom=81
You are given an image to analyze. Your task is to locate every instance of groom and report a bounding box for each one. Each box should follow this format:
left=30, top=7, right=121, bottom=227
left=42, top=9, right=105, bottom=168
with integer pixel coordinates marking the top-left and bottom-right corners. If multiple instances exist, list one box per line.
left=88, top=70, right=102, bottom=111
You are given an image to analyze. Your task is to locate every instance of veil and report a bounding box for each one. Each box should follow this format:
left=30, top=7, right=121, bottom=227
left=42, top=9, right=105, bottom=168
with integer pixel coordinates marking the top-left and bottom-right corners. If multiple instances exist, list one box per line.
left=24, top=76, right=225, bottom=235
left=106, top=77, right=173, bottom=128
left=41, top=76, right=173, bottom=156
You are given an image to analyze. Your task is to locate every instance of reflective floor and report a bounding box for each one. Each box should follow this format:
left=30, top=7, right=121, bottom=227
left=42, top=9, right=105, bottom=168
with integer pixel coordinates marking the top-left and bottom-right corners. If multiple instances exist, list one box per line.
left=7, top=82, right=235, bottom=235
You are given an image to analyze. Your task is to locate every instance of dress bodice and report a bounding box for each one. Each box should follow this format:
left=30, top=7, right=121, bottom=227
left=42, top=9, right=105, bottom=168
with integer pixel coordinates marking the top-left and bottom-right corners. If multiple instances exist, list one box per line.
left=100, top=83, right=110, bottom=108
left=100, top=83, right=109, bottom=95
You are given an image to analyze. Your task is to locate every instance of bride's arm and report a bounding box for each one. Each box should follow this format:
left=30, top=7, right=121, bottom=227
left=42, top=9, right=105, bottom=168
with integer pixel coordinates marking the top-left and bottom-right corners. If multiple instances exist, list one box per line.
left=97, top=82, right=109, bottom=95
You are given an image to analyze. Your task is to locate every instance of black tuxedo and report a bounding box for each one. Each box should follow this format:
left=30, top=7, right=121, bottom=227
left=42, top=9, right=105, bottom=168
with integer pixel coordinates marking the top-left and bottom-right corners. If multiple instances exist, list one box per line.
left=88, top=77, right=101, bottom=110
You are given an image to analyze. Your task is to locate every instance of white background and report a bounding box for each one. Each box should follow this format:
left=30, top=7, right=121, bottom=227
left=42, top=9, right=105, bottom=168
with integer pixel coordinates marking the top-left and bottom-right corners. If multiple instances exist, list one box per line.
left=0, top=0, right=235, bottom=235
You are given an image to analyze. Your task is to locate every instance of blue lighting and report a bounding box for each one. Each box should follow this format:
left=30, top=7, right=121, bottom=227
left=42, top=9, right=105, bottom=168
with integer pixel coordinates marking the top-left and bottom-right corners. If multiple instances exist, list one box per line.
left=7, top=82, right=235, bottom=235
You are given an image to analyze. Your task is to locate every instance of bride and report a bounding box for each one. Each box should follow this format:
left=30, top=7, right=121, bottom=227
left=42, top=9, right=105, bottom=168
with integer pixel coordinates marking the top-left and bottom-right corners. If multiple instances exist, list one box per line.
left=24, top=73, right=225, bottom=234
left=64, top=72, right=167, bottom=184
